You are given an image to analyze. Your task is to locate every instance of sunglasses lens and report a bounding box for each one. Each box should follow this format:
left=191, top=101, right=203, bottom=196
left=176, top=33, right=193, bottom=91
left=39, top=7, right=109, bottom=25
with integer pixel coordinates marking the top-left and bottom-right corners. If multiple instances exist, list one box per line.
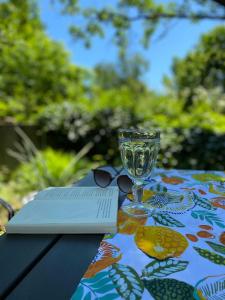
left=93, top=169, right=112, bottom=188
left=117, top=175, right=133, bottom=193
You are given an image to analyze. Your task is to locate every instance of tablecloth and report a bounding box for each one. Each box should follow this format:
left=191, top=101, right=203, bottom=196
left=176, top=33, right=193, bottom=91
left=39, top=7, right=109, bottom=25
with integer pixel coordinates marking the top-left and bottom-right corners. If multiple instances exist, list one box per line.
left=71, top=169, right=225, bottom=300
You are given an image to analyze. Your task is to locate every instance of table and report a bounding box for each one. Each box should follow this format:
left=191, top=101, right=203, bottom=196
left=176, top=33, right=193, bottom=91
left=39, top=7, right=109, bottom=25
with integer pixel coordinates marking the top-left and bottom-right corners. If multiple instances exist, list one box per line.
left=0, top=168, right=124, bottom=300
left=1, top=169, right=225, bottom=300
left=71, top=169, right=225, bottom=300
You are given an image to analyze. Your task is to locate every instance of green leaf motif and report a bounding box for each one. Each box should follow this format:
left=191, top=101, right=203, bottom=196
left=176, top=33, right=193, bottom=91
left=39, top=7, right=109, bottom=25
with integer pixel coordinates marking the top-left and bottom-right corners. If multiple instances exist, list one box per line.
left=71, top=284, right=84, bottom=300
left=71, top=271, right=118, bottom=300
left=194, top=274, right=225, bottom=300
left=83, top=292, right=91, bottom=300
left=194, top=247, right=225, bottom=265
left=191, top=210, right=225, bottom=228
left=192, top=173, right=225, bottom=182
left=109, top=263, right=144, bottom=300
left=143, top=278, right=194, bottom=300
left=142, top=259, right=189, bottom=280
left=206, top=241, right=225, bottom=255
left=151, top=183, right=167, bottom=193
left=103, top=233, right=116, bottom=240
left=98, top=294, right=119, bottom=300
left=153, top=213, right=185, bottom=227
left=193, top=193, right=215, bottom=210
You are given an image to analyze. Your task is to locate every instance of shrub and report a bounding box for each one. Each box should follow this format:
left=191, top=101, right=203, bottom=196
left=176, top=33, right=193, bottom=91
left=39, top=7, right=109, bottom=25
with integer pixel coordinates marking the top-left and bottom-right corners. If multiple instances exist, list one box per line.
left=11, top=147, right=99, bottom=196
left=36, top=103, right=143, bottom=163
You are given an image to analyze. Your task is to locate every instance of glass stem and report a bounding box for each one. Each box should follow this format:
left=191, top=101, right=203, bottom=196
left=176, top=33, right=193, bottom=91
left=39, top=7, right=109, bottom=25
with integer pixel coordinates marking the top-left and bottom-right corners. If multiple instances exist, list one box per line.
left=132, top=182, right=143, bottom=204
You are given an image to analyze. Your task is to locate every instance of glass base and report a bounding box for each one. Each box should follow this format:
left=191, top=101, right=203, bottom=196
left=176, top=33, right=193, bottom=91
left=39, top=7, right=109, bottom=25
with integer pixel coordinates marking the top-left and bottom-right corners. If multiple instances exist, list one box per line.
left=121, top=203, right=152, bottom=218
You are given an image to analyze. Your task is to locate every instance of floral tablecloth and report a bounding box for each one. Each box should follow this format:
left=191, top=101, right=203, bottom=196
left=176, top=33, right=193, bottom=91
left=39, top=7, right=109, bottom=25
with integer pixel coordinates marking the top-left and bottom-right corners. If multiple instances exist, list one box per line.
left=71, top=169, right=225, bottom=300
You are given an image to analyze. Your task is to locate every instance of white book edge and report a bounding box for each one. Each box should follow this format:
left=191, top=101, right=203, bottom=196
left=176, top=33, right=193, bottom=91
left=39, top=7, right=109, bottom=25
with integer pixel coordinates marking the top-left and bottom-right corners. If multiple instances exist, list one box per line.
left=6, top=223, right=117, bottom=234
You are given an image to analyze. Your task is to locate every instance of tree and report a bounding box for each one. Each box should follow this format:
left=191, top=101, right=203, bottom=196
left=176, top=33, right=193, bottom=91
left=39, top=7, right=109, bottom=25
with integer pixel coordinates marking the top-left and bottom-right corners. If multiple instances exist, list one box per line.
left=94, top=54, right=148, bottom=94
left=168, top=25, right=225, bottom=106
left=0, top=0, right=87, bottom=122
left=54, top=0, right=225, bottom=57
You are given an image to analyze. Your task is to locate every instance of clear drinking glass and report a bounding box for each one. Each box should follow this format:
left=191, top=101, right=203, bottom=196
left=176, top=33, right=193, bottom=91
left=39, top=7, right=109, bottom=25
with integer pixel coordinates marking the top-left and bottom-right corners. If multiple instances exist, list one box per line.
left=118, top=128, right=160, bottom=217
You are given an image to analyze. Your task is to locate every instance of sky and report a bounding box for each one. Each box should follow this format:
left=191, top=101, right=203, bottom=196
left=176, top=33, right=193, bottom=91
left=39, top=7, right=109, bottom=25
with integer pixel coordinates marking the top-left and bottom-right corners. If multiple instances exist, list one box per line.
left=39, top=1, right=223, bottom=92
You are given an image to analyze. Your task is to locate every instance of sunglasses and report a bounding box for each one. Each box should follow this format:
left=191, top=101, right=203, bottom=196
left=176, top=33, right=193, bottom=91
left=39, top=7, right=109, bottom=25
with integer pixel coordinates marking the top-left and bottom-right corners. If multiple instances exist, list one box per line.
left=92, top=167, right=133, bottom=193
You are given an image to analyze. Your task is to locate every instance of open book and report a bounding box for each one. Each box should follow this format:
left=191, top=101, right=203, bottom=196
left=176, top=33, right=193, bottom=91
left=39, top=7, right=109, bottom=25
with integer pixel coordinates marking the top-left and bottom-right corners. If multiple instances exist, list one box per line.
left=6, top=186, right=119, bottom=234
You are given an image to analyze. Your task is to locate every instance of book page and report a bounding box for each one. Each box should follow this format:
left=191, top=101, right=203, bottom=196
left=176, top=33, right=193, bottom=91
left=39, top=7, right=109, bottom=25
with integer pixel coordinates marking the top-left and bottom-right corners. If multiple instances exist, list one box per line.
left=34, top=186, right=118, bottom=220
left=36, top=186, right=117, bottom=203
left=6, top=186, right=119, bottom=234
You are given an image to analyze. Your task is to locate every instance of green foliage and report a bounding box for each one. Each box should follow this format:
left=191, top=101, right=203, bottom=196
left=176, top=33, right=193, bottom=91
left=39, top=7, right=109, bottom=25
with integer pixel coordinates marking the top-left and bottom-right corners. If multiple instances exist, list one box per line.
left=0, top=0, right=87, bottom=122
left=36, top=103, right=142, bottom=163
left=94, top=54, right=149, bottom=95
left=0, top=0, right=224, bottom=180
left=34, top=89, right=225, bottom=170
left=5, top=127, right=99, bottom=196
left=184, top=129, right=225, bottom=170
left=11, top=147, right=97, bottom=195
left=170, top=26, right=225, bottom=106
left=57, top=0, right=224, bottom=56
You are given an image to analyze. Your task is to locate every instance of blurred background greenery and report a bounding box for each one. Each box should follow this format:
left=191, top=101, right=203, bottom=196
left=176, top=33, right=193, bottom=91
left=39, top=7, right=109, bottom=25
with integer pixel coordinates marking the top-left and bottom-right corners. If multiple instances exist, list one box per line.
left=0, top=0, right=224, bottom=213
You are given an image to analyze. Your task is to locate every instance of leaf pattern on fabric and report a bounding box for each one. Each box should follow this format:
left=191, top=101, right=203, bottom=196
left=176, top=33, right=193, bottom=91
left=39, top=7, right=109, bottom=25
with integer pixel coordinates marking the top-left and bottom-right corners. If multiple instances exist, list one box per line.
left=194, top=274, right=225, bottom=300
left=150, top=183, right=168, bottom=192
left=186, top=234, right=198, bottom=242
left=211, top=197, right=225, bottom=209
left=161, top=176, right=185, bottom=185
left=83, top=241, right=122, bottom=278
left=109, top=263, right=144, bottom=300
left=194, top=247, right=225, bottom=265
left=147, top=191, right=189, bottom=210
left=220, top=232, right=225, bottom=245
left=191, top=210, right=225, bottom=228
left=103, top=233, right=116, bottom=240
left=141, top=259, right=188, bottom=280
left=70, top=170, right=225, bottom=300
left=71, top=271, right=118, bottom=300
left=193, top=193, right=216, bottom=210
left=198, top=189, right=207, bottom=195
left=143, top=278, right=194, bottom=300
left=152, top=213, right=185, bottom=227
left=192, top=173, right=225, bottom=182
left=199, top=224, right=213, bottom=230
left=197, top=231, right=214, bottom=239
left=206, top=241, right=225, bottom=255
left=209, top=183, right=225, bottom=196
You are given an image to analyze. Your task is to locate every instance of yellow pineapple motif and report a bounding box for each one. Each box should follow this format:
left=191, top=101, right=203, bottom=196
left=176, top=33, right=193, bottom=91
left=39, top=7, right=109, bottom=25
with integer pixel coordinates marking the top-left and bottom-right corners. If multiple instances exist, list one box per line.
left=127, top=190, right=155, bottom=202
left=135, top=226, right=188, bottom=260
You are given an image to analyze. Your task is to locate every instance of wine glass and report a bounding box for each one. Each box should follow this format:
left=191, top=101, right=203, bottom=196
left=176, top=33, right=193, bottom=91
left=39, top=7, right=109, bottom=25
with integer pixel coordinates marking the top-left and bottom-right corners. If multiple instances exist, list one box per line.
left=118, top=128, right=160, bottom=217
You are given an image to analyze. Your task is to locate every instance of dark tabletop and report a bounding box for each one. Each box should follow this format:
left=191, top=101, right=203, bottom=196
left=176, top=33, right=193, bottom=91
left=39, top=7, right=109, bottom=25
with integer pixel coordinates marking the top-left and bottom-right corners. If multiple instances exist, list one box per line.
left=0, top=168, right=124, bottom=300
